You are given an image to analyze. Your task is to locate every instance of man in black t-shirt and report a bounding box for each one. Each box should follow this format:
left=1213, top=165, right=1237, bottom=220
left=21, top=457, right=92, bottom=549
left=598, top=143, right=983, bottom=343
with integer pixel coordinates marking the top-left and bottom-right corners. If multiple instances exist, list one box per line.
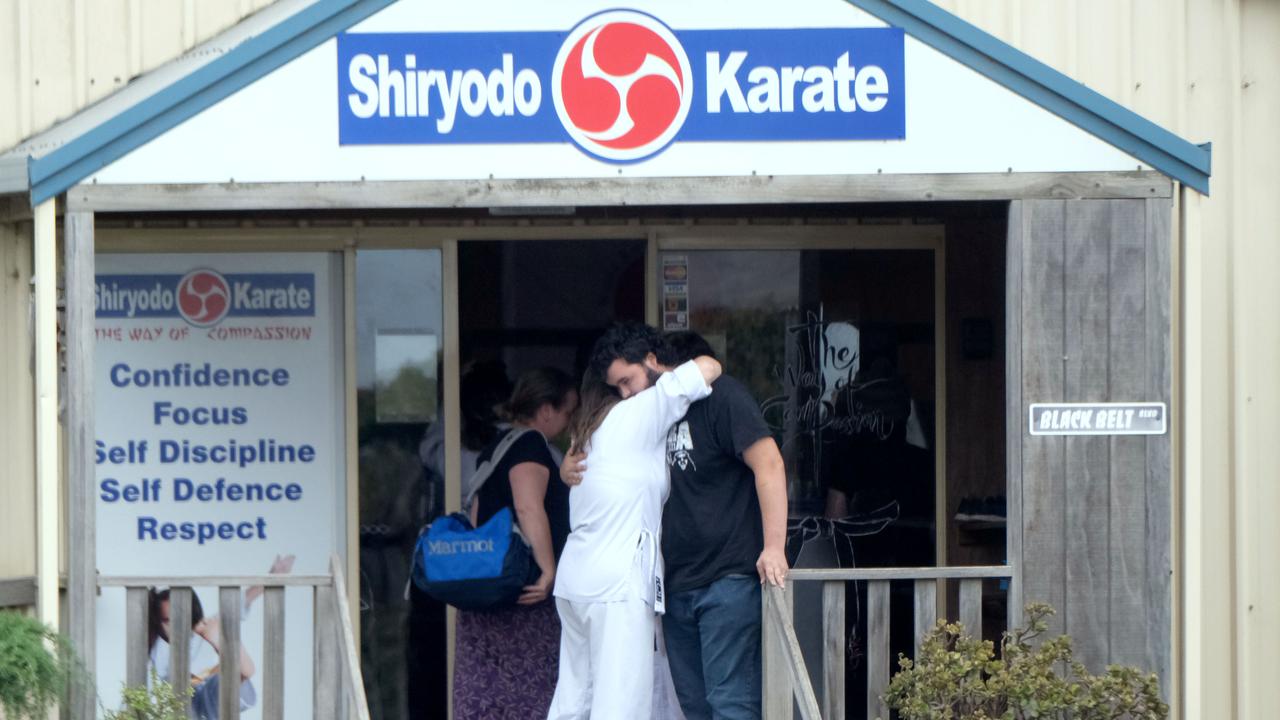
left=564, top=324, right=788, bottom=720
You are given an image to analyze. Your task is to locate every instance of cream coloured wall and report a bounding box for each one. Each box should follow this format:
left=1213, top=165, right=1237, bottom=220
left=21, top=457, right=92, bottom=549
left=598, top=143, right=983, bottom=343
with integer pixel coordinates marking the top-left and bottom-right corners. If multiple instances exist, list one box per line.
left=0, top=0, right=274, bottom=151
left=933, top=2, right=1279, bottom=719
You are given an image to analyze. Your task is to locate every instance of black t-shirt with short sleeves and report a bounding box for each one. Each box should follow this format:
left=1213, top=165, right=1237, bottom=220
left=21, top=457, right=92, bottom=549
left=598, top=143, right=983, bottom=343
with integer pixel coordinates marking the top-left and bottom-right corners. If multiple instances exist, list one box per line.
left=661, top=374, right=773, bottom=593
left=474, top=429, right=571, bottom=559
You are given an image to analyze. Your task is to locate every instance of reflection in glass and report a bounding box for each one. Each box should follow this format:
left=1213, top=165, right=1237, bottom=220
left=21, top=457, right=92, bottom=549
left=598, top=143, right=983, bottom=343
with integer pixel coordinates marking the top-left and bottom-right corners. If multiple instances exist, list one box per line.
left=356, top=250, right=445, bottom=720
left=665, top=247, right=937, bottom=718
left=374, top=331, right=439, bottom=424
left=668, top=249, right=935, bottom=547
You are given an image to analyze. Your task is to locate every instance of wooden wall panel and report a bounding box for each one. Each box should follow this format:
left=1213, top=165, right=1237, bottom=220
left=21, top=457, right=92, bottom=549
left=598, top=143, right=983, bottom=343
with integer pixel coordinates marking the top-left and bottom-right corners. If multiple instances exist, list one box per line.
left=1107, top=200, right=1152, bottom=673
left=1018, top=199, right=1067, bottom=637
left=0, top=224, right=35, bottom=578
left=1011, top=199, right=1171, bottom=686
left=1062, top=202, right=1112, bottom=670
left=1143, top=197, right=1173, bottom=689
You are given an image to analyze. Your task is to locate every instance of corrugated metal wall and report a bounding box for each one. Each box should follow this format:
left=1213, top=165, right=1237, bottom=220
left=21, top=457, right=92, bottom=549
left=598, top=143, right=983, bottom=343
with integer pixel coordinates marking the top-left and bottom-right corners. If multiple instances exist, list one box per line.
left=0, top=1, right=1275, bottom=717
left=931, top=2, right=1280, bottom=719
left=0, top=0, right=274, bottom=151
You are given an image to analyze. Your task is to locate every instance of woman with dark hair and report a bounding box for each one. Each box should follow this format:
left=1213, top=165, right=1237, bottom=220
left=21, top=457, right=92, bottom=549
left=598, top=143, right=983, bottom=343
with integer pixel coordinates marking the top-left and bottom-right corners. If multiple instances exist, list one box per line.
left=548, top=349, right=721, bottom=719
left=453, top=367, right=579, bottom=720
left=147, top=587, right=257, bottom=719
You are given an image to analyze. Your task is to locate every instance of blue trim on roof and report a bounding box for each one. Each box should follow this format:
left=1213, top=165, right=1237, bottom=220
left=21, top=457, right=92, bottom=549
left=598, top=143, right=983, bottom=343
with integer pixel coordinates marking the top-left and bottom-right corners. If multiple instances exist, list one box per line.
left=28, top=0, right=398, bottom=205
left=24, top=0, right=1211, bottom=203
left=851, top=0, right=1211, bottom=194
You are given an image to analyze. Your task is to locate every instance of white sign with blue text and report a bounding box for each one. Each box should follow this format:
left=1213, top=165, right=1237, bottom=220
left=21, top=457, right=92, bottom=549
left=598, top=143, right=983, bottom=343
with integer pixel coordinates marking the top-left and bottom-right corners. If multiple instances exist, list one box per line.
left=94, top=252, right=344, bottom=719
left=337, top=11, right=905, bottom=163
left=86, top=0, right=1141, bottom=186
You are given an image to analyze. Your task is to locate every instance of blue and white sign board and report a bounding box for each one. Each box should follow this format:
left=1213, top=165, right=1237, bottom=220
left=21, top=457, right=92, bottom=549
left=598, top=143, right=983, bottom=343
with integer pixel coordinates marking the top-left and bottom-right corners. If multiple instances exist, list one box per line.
left=87, top=0, right=1140, bottom=185
left=94, top=253, right=344, bottom=719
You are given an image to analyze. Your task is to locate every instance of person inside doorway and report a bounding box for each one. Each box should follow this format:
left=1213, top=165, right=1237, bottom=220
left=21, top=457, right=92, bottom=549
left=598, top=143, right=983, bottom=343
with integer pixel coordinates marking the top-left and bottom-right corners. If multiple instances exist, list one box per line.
left=452, top=367, right=578, bottom=720
left=562, top=324, right=789, bottom=720
left=548, top=336, right=721, bottom=719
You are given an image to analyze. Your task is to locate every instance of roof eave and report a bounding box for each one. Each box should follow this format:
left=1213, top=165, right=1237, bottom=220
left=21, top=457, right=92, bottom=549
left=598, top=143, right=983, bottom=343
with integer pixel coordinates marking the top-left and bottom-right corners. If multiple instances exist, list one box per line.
left=25, top=0, right=398, bottom=206
left=0, top=156, right=30, bottom=196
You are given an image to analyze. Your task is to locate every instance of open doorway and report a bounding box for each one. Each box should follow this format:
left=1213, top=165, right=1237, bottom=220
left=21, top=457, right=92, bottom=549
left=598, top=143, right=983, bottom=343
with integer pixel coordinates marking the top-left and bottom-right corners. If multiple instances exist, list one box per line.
left=393, top=239, right=646, bottom=720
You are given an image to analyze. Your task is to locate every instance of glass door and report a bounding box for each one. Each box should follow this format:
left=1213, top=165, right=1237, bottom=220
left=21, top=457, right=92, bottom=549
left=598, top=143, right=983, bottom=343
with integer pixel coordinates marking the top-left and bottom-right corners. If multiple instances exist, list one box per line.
left=657, top=233, right=945, bottom=717
left=657, top=244, right=941, bottom=560
left=354, top=249, right=446, bottom=720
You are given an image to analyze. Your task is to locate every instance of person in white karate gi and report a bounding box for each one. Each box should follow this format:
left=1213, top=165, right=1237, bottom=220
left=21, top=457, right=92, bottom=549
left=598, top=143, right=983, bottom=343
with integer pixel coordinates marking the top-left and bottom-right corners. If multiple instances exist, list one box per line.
left=548, top=336, right=721, bottom=720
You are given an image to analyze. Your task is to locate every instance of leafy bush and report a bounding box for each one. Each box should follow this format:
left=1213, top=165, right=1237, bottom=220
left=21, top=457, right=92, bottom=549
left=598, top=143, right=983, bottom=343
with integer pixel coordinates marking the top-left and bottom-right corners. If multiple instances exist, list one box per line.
left=883, top=603, right=1167, bottom=720
left=102, top=670, right=191, bottom=720
left=0, top=610, right=77, bottom=718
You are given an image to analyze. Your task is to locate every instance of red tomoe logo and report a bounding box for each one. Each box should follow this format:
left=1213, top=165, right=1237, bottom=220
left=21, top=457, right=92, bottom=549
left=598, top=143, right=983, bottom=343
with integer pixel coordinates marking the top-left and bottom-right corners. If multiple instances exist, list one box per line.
left=176, top=269, right=230, bottom=327
left=552, top=10, right=693, bottom=162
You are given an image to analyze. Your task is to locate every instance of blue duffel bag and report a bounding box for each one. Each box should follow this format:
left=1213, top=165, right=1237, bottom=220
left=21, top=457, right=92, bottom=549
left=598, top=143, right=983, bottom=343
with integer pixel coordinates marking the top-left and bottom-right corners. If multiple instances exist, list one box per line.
left=411, top=506, right=540, bottom=611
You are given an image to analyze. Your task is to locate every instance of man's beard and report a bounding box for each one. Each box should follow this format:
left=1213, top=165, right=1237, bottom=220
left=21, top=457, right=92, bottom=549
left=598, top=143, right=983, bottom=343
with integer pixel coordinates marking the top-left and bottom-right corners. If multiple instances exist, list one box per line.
left=645, top=365, right=662, bottom=388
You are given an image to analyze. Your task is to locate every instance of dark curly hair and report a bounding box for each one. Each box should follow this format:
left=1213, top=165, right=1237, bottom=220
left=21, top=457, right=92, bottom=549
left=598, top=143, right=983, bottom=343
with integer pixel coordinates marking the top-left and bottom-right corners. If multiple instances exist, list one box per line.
left=660, top=330, right=716, bottom=365
left=588, top=322, right=669, bottom=377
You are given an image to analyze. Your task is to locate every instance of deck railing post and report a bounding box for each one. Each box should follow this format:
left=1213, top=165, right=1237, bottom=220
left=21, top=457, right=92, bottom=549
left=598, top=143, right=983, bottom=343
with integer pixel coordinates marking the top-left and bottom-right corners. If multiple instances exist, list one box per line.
left=821, top=581, right=845, bottom=720
left=763, top=582, right=794, bottom=720
left=866, top=580, right=891, bottom=720
left=125, top=587, right=149, bottom=689
left=764, top=583, right=823, bottom=720
left=913, top=579, right=938, bottom=659
left=169, top=587, right=192, bottom=714
left=314, top=583, right=340, bottom=720
left=959, top=578, right=984, bottom=640
left=262, top=586, right=286, bottom=720
left=218, top=587, right=242, bottom=720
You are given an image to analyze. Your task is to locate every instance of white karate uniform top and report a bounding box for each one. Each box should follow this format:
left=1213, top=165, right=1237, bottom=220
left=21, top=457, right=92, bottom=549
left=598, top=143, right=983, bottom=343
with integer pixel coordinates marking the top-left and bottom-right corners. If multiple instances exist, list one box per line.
left=549, top=361, right=711, bottom=720
left=554, top=360, right=712, bottom=611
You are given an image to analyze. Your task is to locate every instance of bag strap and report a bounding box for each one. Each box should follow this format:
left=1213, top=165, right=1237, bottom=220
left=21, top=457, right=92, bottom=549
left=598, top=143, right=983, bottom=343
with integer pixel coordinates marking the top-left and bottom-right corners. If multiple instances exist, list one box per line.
left=462, top=427, right=537, bottom=512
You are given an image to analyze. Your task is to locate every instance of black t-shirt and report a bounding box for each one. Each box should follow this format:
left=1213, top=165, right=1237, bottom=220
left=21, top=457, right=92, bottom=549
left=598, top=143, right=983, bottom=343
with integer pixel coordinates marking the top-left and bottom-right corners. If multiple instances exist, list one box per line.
left=662, top=374, right=773, bottom=593
left=474, top=429, right=571, bottom=559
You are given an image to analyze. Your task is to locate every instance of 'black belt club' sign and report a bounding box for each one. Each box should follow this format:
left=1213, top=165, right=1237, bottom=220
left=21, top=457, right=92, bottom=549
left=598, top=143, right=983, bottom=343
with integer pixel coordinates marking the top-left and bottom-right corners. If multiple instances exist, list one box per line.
left=1029, top=403, right=1167, bottom=436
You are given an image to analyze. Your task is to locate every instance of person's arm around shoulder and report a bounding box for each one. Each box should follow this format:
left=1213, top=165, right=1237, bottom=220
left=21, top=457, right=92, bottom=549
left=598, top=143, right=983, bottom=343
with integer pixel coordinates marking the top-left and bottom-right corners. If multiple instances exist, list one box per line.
left=692, top=355, right=721, bottom=386
left=743, top=436, right=789, bottom=587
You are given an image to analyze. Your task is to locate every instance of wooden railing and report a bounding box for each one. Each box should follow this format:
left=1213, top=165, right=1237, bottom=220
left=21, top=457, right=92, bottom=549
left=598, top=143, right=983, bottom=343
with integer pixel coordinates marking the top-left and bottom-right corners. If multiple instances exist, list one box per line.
left=98, top=555, right=369, bottom=720
left=762, top=565, right=1014, bottom=720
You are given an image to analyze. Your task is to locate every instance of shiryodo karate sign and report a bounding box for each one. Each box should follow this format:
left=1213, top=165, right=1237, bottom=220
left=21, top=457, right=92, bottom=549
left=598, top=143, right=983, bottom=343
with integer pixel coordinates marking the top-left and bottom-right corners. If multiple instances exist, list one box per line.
left=337, top=9, right=905, bottom=161
left=93, top=253, right=343, bottom=718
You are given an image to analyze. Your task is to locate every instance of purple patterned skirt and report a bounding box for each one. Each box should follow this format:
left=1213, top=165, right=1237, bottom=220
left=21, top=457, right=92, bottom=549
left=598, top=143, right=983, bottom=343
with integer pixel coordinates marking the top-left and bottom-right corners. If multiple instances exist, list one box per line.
left=453, top=600, right=561, bottom=719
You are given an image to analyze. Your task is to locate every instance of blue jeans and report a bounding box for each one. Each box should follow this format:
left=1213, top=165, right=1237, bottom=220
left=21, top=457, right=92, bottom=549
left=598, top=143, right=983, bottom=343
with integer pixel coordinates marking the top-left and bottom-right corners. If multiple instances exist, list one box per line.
left=662, top=574, right=762, bottom=720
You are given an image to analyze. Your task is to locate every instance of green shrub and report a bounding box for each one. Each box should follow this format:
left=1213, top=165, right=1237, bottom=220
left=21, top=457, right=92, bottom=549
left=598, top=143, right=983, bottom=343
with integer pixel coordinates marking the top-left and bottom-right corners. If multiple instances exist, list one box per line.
left=102, top=670, right=191, bottom=720
left=883, top=603, right=1167, bottom=720
left=0, top=610, right=77, bottom=719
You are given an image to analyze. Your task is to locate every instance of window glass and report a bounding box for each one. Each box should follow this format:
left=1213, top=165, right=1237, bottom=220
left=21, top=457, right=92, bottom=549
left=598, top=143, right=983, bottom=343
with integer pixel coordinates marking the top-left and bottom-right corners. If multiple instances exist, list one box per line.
left=661, top=249, right=935, bottom=567
left=355, top=249, right=445, bottom=720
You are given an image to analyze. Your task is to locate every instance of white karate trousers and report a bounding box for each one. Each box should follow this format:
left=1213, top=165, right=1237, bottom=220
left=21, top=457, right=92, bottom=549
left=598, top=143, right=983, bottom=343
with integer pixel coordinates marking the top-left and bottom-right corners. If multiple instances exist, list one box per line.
left=548, top=595, right=656, bottom=720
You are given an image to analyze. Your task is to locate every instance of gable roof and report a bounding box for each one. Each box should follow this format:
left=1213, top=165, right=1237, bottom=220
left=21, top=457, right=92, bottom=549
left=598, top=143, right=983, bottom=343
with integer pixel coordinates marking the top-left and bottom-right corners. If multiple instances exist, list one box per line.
left=854, top=0, right=1210, bottom=194
left=0, top=0, right=1211, bottom=205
